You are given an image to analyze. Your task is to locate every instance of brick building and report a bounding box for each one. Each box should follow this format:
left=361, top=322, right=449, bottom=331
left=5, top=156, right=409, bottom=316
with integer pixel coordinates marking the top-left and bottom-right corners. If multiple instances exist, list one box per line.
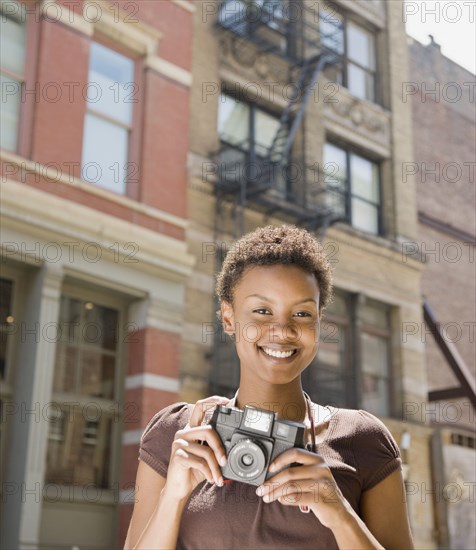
left=0, top=0, right=195, bottom=548
left=407, top=36, right=476, bottom=548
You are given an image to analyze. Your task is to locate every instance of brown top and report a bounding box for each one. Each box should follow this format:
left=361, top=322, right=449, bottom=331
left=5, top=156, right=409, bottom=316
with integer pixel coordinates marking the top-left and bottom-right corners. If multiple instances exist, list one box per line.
left=138, top=402, right=402, bottom=549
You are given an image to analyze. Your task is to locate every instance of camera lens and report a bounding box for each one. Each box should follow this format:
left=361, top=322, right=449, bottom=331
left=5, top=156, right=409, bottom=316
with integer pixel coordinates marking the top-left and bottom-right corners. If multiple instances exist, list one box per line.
left=228, top=439, right=266, bottom=481
left=241, top=453, right=254, bottom=467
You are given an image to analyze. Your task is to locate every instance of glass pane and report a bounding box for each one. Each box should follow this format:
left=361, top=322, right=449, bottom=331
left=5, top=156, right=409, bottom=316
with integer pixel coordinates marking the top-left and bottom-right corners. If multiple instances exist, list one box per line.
left=255, top=109, right=280, bottom=157
left=320, top=4, right=344, bottom=54
left=351, top=198, right=379, bottom=234
left=361, top=373, right=389, bottom=416
left=324, top=291, right=348, bottom=318
left=0, top=279, right=13, bottom=325
left=318, top=322, right=344, bottom=367
left=88, top=42, right=134, bottom=125
left=45, top=404, right=113, bottom=488
left=59, top=296, right=82, bottom=344
left=361, top=299, right=388, bottom=327
left=0, top=13, right=26, bottom=75
left=347, top=22, right=374, bottom=69
left=80, top=351, right=115, bottom=399
left=218, top=94, right=249, bottom=148
left=312, top=321, right=349, bottom=407
left=0, top=74, right=21, bottom=152
left=82, top=113, right=129, bottom=193
left=361, top=332, right=388, bottom=377
left=0, top=338, right=6, bottom=380
left=83, top=302, right=119, bottom=351
left=323, top=143, right=347, bottom=188
left=350, top=154, right=379, bottom=202
left=219, top=0, right=247, bottom=35
left=53, top=344, right=78, bottom=393
left=0, top=277, right=13, bottom=378
left=348, top=63, right=367, bottom=100
left=361, top=332, right=389, bottom=416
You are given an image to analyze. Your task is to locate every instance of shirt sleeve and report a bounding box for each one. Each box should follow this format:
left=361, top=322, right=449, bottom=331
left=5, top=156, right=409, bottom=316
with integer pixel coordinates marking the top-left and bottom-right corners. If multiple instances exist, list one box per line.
left=138, top=402, right=190, bottom=477
left=353, top=410, right=403, bottom=492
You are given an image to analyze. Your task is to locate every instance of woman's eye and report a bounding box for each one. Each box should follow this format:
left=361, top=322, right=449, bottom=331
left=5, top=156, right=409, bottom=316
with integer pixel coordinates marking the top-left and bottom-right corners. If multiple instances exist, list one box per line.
left=294, top=311, right=312, bottom=318
left=253, top=308, right=271, bottom=315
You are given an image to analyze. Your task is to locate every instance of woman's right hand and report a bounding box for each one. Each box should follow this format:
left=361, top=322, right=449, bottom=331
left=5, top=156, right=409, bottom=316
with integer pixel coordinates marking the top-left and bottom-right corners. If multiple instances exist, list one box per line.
left=162, top=395, right=230, bottom=502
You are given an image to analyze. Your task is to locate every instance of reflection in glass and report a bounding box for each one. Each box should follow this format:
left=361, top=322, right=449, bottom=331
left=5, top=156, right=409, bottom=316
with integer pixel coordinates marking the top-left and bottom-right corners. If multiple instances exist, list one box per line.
left=361, top=332, right=390, bottom=416
left=81, top=113, right=129, bottom=193
left=46, top=404, right=113, bottom=488
left=218, top=94, right=250, bottom=148
left=48, top=296, right=119, bottom=489
left=88, top=42, right=134, bottom=125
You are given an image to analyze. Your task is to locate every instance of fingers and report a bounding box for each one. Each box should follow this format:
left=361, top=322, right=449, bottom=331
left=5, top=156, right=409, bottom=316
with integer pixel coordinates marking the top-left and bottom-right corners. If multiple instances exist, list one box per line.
left=172, top=424, right=227, bottom=487
left=257, top=450, right=339, bottom=506
left=172, top=439, right=225, bottom=486
left=175, top=424, right=227, bottom=467
left=188, top=395, right=230, bottom=428
left=268, top=448, right=323, bottom=473
left=257, top=477, right=340, bottom=506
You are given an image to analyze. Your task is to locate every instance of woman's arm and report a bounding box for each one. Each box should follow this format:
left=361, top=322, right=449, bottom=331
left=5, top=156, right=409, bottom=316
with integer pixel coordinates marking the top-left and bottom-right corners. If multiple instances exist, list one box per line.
left=257, top=451, right=414, bottom=550
left=123, top=462, right=167, bottom=550
left=359, top=468, right=414, bottom=550
left=124, top=396, right=229, bottom=550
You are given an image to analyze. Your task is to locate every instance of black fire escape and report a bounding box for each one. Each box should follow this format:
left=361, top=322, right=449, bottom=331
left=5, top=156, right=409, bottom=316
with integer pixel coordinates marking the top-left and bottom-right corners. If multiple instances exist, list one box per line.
left=209, top=0, right=346, bottom=395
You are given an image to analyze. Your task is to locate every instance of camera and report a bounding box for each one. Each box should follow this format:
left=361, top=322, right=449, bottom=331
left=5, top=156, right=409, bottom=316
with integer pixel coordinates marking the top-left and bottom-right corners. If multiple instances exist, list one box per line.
left=209, top=405, right=306, bottom=486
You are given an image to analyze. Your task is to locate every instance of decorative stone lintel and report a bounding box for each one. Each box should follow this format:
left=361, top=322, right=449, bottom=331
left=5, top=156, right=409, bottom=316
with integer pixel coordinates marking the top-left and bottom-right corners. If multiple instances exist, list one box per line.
left=324, top=84, right=391, bottom=157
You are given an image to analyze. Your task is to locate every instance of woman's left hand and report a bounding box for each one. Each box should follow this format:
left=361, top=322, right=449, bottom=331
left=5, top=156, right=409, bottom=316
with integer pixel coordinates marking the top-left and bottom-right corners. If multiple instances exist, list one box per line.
left=256, top=448, right=349, bottom=529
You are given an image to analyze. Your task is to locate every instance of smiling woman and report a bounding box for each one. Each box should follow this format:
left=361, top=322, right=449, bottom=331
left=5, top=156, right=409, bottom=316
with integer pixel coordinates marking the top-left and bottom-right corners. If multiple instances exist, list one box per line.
left=124, top=225, right=414, bottom=550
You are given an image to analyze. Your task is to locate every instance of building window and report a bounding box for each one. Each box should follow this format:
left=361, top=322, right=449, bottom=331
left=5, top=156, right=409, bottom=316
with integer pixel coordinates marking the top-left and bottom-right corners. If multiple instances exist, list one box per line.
left=81, top=42, right=135, bottom=194
left=320, top=5, right=377, bottom=102
left=219, top=0, right=286, bottom=41
left=0, top=3, right=26, bottom=152
left=323, top=142, right=381, bottom=235
left=45, top=295, right=120, bottom=489
left=0, top=278, right=15, bottom=381
left=305, top=292, right=393, bottom=417
left=218, top=93, right=281, bottom=156
left=218, top=93, right=288, bottom=193
left=360, top=299, right=392, bottom=416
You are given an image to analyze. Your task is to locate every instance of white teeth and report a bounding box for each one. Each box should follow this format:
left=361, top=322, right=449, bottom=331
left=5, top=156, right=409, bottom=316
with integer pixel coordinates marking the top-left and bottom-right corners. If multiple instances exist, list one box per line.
left=262, top=347, right=295, bottom=358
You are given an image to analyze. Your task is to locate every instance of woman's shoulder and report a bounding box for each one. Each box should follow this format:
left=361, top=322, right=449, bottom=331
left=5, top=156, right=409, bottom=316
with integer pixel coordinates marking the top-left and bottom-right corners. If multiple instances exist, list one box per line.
left=141, top=401, right=191, bottom=443
left=325, top=406, right=402, bottom=490
left=329, top=406, right=396, bottom=434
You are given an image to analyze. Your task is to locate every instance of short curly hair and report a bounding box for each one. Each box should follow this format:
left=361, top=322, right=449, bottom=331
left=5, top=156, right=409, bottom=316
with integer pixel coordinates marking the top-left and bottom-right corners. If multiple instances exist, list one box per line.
left=215, top=225, right=333, bottom=312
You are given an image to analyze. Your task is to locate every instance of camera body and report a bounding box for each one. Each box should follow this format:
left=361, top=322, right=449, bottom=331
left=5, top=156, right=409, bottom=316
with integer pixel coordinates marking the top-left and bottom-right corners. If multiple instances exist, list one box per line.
left=209, top=405, right=305, bottom=486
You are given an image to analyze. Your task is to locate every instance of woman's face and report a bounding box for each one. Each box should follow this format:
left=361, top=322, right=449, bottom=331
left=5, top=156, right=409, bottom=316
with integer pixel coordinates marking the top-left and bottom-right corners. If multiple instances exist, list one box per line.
left=221, top=264, right=321, bottom=386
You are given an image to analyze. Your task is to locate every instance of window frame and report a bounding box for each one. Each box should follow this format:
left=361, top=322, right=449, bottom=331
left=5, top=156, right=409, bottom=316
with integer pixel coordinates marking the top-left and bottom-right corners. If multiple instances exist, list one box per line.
left=360, top=308, right=394, bottom=417
left=304, top=291, right=395, bottom=417
left=0, top=0, right=39, bottom=156
left=46, top=282, right=128, bottom=502
left=343, top=19, right=377, bottom=103
left=324, top=140, right=383, bottom=236
left=81, top=35, right=144, bottom=199
left=218, top=90, right=291, bottom=196
left=321, top=4, right=378, bottom=104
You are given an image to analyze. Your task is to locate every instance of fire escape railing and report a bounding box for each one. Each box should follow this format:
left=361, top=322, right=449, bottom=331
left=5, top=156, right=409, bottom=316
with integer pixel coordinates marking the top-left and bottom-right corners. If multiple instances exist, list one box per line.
left=209, top=0, right=346, bottom=395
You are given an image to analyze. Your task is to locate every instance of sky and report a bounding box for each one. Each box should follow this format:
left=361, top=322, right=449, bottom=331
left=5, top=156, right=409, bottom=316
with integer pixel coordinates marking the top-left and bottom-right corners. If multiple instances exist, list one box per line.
left=404, top=0, right=476, bottom=74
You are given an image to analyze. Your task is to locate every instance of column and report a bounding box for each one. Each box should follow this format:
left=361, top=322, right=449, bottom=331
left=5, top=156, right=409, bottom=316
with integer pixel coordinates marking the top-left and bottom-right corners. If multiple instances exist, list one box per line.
left=1, top=264, right=63, bottom=550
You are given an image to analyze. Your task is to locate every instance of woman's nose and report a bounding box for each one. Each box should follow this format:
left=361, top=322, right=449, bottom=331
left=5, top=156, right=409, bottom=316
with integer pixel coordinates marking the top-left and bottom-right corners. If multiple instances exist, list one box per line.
left=266, top=318, right=300, bottom=342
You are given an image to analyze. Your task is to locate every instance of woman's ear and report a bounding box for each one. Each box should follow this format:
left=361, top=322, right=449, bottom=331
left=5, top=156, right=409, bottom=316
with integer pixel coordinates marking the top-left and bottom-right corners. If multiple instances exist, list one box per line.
left=221, top=301, right=235, bottom=335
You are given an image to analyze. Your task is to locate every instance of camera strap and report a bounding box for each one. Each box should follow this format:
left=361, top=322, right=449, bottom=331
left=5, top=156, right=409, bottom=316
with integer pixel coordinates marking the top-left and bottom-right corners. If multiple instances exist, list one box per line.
left=303, top=391, right=317, bottom=454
